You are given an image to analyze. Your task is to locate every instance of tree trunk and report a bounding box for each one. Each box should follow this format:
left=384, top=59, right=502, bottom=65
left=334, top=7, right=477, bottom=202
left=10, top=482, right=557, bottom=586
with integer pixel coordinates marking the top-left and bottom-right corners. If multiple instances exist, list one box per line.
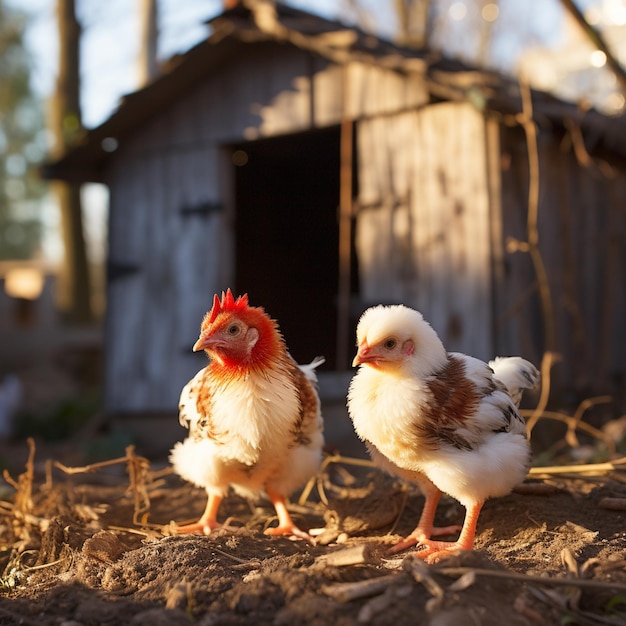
left=394, top=0, right=432, bottom=48
left=138, top=0, right=158, bottom=87
left=476, top=0, right=497, bottom=66
left=50, top=0, right=92, bottom=323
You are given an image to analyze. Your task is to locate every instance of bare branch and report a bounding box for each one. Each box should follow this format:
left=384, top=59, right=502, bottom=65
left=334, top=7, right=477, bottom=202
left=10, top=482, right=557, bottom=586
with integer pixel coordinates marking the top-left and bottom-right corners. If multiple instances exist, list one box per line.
left=559, top=0, right=626, bottom=95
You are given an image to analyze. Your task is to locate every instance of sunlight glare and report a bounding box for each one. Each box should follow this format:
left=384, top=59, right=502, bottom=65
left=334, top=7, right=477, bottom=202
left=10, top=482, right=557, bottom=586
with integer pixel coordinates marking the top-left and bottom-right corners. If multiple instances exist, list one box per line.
left=449, top=2, right=467, bottom=21
left=606, top=0, right=626, bottom=25
left=4, top=267, right=44, bottom=300
left=606, top=92, right=626, bottom=111
left=585, top=6, right=602, bottom=25
left=590, top=50, right=607, bottom=67
left=482, top=4, right=499, bottom=22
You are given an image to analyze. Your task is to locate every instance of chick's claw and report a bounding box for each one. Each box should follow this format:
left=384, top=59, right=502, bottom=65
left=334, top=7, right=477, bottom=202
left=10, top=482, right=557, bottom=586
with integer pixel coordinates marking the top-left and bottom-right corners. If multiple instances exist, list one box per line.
left=389, top=535, right=421, bottom=553
left=413, top=539, right=466, bottom=564
left=173, top=520, right=220, bottom=536
left=264, top=524, right=312, bottom=541
left=389, top=523, right=462, bottom=554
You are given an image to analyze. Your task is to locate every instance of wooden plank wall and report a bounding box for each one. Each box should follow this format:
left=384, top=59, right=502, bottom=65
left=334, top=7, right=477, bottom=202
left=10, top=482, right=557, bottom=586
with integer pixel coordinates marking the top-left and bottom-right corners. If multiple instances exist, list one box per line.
left=498, top=124, right=626, bottom=408
left=490, top=125, right=541, bottom=366
left=105, top=144, right=227, bottom=412
left=100, top=32, right=626, bottom=414
left=102, top=42, right=429, bottom=413
left=356, top=102, right=493, bottom=360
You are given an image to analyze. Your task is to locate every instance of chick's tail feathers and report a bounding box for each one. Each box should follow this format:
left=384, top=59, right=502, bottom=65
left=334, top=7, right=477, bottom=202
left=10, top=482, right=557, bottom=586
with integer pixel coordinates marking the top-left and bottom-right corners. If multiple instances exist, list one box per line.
left=489, top=356, right=540, bottom=407
left=298, top=356, right=325, bottom=382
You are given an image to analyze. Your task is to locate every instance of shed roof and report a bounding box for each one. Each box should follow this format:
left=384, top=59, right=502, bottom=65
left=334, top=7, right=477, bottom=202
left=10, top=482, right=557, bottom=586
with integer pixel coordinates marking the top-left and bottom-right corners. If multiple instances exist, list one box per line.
left=42, top=1, right=626, bottom=183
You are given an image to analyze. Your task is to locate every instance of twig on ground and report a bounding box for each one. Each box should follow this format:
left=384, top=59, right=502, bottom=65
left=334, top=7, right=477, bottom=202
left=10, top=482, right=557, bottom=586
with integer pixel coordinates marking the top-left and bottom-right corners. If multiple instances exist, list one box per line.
left=403, top=555, right=445, bottom=611
left=529, top=457, right=626, bottom=476
left=322, top=574, right=400, bottom=602
left=435, top=565, right=626, bottom=593
left=298, top=453, right=375, bottom=506
left=528, top=585, right=625, bottom=626
left=598, top=497, right=626, bottom=511
left=53, top=445, right=154, bottom=527
left=53, top=453, right=135, bottom=475
left=522, top=407, right=616, bottom=455
left=525, top=352, right=557, bottom=435
left=566, top=396, right=613, bottom=447
left=125, top=445, right=152, bottom=525
left=386, top=488, right=408, bottom=537
left=210, top=546, right=257, bottom=565
left=2, top=437, right=36, bottom=520
left=513, top=482, right=560, bottom=496
left=357, top=584, right=413, bottom=623
left=314, top=544, right=371, bottom=568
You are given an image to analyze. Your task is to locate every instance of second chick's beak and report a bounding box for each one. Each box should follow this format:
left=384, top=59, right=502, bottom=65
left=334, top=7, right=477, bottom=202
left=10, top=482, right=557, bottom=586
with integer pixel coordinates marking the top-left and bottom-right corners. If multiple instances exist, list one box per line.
left=352, top=343, right=371, bottom=367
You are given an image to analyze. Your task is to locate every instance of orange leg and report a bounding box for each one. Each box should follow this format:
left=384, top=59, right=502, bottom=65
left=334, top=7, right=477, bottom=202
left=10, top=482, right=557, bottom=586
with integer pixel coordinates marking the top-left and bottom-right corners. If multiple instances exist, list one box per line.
left=389, top=489, right=462, bottom=553
left=412, top=500, right=484, bottom=564
left=263, top=489, right=310, bottom=540
left=174, top=492, right=222, bottom=535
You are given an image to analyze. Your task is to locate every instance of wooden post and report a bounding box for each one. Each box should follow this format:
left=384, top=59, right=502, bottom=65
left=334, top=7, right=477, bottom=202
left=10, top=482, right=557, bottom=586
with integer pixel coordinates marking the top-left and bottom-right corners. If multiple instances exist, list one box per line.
left=336, top=65, right=353, bottom=371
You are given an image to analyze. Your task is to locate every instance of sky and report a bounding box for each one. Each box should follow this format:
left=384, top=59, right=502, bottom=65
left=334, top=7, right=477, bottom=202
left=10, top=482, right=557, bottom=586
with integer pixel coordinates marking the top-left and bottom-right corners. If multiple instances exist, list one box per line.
left=4, top=0, right=618, bottom=266
left=10, top=0, right=372, bottom=129
left=11, top=0, right=222, bottom=128
left=8, top=0, right=583, bottom=129
left=6, top=0, right=374, bottom=266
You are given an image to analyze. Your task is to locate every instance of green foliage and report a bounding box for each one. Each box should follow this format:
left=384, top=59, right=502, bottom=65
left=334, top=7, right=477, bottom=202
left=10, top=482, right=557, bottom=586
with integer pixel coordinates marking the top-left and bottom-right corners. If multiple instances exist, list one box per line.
left=14, top=390, right=101, bottom=441
left=605, top=594, right=626, bottom=617
left=0, top=1, right=46, bottom=260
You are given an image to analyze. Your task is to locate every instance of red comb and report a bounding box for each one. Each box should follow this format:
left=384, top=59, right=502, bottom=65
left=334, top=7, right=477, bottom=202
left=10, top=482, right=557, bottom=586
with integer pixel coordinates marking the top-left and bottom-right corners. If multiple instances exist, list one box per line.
left=207, top=288, right=249, bottom=324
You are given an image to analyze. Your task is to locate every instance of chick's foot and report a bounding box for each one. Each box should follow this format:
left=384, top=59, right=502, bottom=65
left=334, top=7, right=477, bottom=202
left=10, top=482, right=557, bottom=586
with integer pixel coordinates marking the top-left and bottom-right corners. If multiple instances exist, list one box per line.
left=173, top=520, right=220, bottom=536
left=389, top=523, right=462, bottom=554
left=412, top=539, right=468, bottom=564
left=264, top=524, right=311, bottom=541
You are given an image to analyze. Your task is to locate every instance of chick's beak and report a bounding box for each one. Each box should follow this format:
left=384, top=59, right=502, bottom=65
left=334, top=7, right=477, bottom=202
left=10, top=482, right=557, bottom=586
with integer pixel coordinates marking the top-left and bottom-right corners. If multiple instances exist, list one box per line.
left=193, top=333, right=212, bottom=352
left=352, top=343, right=371, bottom=367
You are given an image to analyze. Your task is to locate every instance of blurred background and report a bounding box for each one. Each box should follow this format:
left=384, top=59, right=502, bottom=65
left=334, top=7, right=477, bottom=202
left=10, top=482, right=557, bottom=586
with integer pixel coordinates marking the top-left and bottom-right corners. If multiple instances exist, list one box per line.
left=0, top=0, right=625, bottom=466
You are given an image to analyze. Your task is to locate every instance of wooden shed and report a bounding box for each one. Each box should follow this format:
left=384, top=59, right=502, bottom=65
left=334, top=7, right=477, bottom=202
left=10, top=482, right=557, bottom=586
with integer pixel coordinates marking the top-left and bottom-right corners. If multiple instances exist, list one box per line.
left=45, top=2, right=626, bottom=419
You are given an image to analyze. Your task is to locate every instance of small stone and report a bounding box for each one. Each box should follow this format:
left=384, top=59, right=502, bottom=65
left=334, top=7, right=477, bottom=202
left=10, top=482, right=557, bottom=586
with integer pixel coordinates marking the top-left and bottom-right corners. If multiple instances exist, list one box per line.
left=82, top=530, right=126, bottom=563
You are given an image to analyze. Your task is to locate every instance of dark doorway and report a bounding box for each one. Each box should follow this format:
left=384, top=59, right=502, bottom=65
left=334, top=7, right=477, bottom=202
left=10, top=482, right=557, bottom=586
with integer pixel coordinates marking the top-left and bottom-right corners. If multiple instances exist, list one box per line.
left=231, top=126, right=356, bottom=370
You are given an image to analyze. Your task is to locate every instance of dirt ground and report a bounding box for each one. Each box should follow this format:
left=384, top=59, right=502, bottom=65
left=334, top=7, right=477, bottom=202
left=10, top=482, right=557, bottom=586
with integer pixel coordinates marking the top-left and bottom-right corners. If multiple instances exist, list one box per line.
left=0, top=439, right=625, bottom=626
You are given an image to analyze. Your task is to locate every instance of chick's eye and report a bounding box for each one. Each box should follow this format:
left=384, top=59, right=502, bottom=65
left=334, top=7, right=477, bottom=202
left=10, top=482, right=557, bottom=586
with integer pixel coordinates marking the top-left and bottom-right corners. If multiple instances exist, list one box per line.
left=383, top=338, right=397, bottom=350
left=227, top=324, right=241, bottom=336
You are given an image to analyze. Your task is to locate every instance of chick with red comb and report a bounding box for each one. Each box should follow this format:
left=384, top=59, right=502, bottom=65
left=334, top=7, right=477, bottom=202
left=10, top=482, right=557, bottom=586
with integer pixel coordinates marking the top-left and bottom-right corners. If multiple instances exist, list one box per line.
left=170, top=289, right=325, bottom=538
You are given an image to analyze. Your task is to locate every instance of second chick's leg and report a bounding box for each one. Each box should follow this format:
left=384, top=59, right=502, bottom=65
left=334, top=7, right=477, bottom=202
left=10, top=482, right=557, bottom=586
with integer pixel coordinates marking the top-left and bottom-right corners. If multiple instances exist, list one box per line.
left=264, top=488, right=310, bottom=540
left=390, top=487, right=462, bottom=553
left=174, top=491, right=222, bottom=535
left=412, top=500, right=484, bottom=564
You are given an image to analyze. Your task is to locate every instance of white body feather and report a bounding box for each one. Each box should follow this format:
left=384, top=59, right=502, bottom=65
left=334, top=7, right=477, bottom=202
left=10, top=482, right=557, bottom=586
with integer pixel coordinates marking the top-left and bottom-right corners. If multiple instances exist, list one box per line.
left=347, top=305, right=539, bottom=508
left=348, top=357, right=529, bottom=506
left=170, top=359, right=324, bottom=500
